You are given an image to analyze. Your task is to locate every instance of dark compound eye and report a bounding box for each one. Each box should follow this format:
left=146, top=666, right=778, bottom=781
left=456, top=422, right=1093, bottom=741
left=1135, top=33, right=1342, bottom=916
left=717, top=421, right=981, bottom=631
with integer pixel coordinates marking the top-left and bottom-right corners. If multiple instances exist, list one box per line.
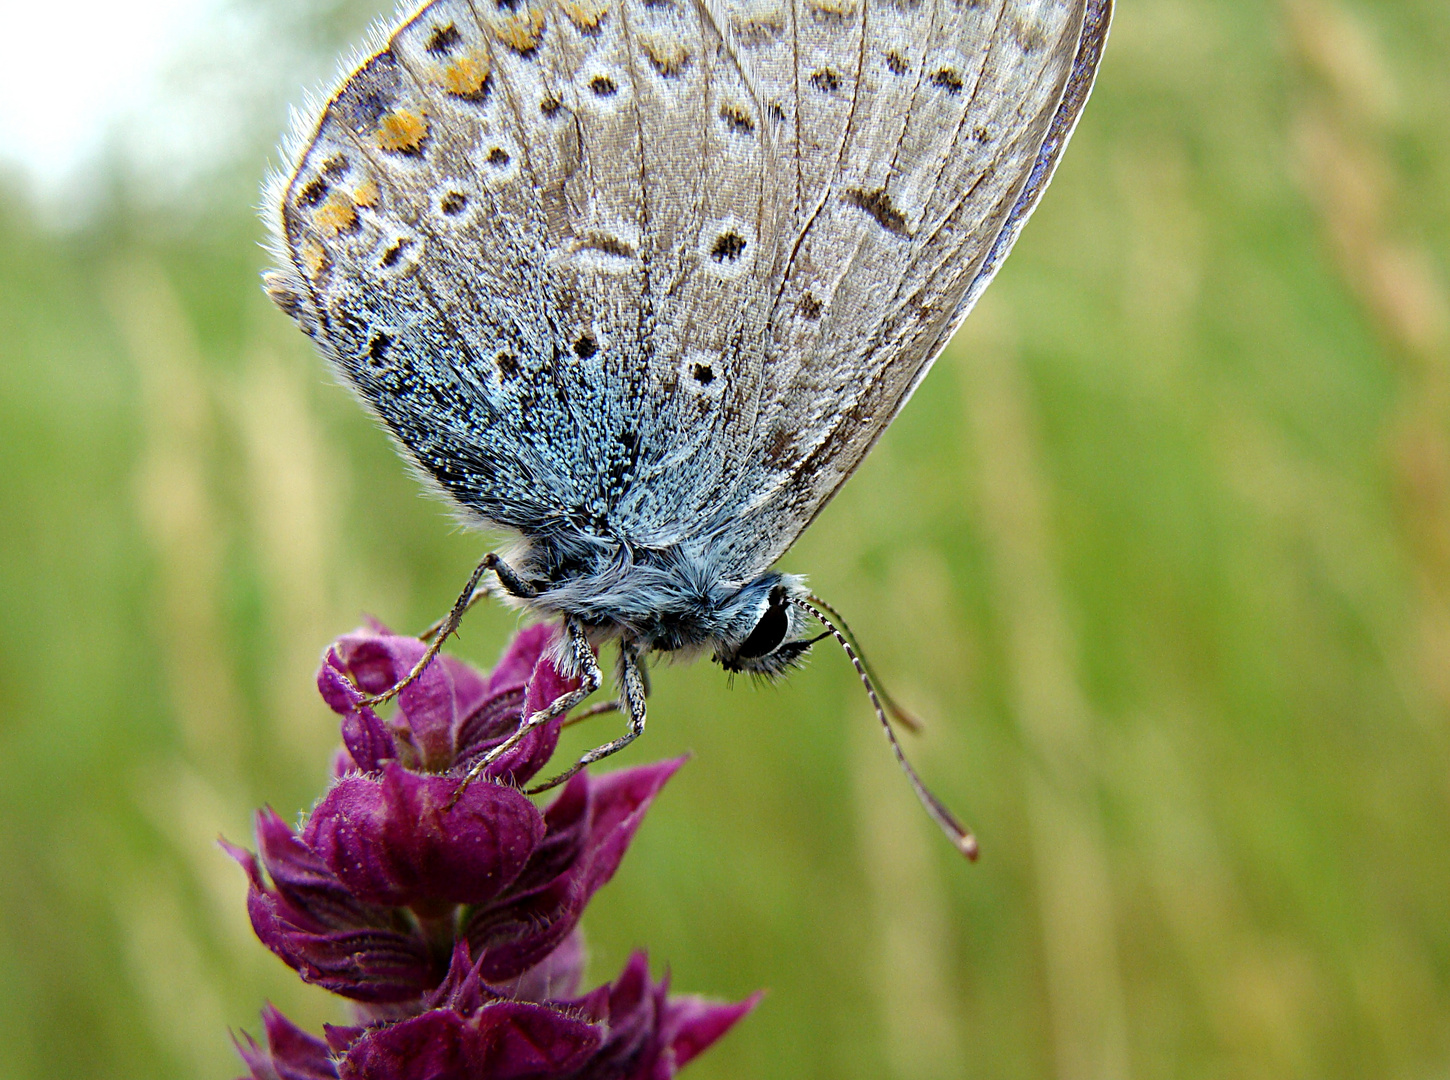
left=735, top=586, right=790, bottom=660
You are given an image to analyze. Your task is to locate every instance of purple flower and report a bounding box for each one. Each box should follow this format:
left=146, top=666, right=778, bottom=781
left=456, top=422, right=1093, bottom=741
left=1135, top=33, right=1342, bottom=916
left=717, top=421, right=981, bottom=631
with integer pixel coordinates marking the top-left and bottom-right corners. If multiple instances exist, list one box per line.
left=235, top=945, right=758, bottom=1080
left=557, top=951, right=760, bottom=1080
left=228, top=624, right=756, bottom=1078
left=462, top=759, right=683, bottom=983
left=225, top=746, right=684, bottom=1002
left=319, top=622, right=573, bottom=786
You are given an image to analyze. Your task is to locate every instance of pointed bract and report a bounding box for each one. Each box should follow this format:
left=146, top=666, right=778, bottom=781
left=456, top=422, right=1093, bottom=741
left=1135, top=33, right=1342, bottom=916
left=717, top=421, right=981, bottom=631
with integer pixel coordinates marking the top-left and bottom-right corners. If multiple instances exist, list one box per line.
left=339, top=1001, right=601, bottom=1080
left=321, top=624, right=580, bottom=786
left=236, top=1005, right=338, bottom=1080
left=240, top=951, right=755, bottom=1080
left=464, top=758, right=684, bottom=983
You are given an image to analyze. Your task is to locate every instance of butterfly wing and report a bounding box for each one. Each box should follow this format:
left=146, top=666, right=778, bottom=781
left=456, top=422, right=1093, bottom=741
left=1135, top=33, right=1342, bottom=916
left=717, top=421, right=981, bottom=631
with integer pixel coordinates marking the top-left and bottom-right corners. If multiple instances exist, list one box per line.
left=703, top=0, right=1112, bottom=577
left=266, top=0, right=1107, bottom=569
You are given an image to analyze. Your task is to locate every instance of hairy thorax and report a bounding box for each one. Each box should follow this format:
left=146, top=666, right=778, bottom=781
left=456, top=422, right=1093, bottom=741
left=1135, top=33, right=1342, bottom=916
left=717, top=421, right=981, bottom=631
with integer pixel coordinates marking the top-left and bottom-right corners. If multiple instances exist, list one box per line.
left=506, top=532, right=811, bottom=667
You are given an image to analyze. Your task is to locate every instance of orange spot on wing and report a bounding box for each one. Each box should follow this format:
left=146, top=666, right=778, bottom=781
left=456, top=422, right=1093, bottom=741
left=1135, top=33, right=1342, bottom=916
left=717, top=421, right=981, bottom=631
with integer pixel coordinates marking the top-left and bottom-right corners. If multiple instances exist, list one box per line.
left=731, top=9, right=784, bottom=43
left=352, top=179, right=380, bottom=208
left=314, top=192, right=359, bottom=236
left=559, top=0, right=606, bottom=31
left=491, top=8, right=545, bottom=53
left=641, top=34, right=689, bottom=76
left=300, top=237, right=328, bottom=278
left=440, top=54, right=491, bottom=97
left=375, top=109, right=428, bottom=153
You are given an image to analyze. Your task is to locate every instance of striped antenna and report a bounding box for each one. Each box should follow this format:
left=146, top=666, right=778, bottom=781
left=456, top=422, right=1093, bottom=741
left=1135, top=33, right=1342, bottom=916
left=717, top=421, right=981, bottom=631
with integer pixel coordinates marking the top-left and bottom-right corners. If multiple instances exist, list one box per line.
left=791, top=596, right=978, bottom=860
left=806, top=593, right=924, bottom=734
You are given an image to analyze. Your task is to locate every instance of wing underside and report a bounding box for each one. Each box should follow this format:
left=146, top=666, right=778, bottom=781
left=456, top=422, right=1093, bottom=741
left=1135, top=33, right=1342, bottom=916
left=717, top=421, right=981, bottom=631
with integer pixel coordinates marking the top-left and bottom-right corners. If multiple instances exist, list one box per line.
left=714, top=0, right=1112, bottom=575
left=266, top=0, right=1109, bottom=573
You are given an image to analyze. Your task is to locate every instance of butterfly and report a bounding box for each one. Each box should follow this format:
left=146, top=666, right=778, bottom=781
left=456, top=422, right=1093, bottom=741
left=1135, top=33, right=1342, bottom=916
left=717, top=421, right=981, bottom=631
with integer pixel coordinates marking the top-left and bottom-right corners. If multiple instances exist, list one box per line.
left=265, top=0, right=1111, bottom=857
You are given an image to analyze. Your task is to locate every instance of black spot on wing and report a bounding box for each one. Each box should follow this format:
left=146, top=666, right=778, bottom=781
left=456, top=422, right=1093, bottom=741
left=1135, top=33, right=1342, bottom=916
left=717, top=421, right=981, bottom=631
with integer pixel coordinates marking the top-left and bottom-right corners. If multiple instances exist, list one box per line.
left=381, top=238, right=413, bottom=267
left=809, top=68, right=842, bottom=92
left=720, top=104, right=754, bottom=133
left=366, top=332, right=393, bottom=366
left=711, top=232, right=746, bottom=260
left=425, top=23, right=461, bottom=54
left=844, top=187, right=908, bottom=236
left=930, top=67, right=963, bottom=93
left=297, top=179, right=329, bottom=207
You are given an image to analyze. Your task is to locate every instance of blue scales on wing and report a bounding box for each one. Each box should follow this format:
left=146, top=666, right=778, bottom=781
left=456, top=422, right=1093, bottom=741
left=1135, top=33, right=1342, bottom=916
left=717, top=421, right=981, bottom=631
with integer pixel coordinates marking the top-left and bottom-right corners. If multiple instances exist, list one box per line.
left=265, top=0, right=783, bottom=556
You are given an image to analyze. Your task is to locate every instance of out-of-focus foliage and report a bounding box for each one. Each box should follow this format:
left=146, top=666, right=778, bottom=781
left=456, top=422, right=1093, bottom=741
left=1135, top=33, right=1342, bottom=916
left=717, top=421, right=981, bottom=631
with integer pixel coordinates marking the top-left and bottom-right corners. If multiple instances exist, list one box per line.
left=1, top=0, right=1448, bottom=1077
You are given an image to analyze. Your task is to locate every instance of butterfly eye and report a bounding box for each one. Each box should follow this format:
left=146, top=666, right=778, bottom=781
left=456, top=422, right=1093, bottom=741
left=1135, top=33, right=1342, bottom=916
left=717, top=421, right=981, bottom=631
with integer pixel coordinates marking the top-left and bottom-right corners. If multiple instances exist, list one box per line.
left=734, top=585, right=790, bottom=661
left=715, top=584, right=816, bottom=676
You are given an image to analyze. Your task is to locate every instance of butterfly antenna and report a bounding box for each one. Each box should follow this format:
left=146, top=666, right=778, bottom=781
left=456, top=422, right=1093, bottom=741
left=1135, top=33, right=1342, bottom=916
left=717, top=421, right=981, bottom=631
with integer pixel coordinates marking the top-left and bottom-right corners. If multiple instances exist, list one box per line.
left=806, top=594, right=924, bottom=734
left=791, top=597, right=978, bottom=860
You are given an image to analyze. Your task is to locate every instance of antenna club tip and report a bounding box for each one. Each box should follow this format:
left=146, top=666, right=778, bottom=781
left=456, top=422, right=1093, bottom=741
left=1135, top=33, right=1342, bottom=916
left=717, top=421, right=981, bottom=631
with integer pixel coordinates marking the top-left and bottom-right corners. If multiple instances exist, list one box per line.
left=959, top=835, right=980, bottom=861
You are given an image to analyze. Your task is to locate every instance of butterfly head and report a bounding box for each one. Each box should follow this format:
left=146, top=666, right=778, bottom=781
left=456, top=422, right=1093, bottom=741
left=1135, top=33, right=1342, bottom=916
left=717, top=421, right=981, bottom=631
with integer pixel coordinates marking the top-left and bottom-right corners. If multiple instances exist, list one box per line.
left=713, top=576, right=820, bottom=678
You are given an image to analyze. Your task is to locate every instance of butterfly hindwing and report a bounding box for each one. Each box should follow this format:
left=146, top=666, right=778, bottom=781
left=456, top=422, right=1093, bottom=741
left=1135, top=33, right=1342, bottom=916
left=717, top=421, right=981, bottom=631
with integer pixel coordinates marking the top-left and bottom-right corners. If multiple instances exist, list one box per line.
left=706, top=0, right=1111, bottom=577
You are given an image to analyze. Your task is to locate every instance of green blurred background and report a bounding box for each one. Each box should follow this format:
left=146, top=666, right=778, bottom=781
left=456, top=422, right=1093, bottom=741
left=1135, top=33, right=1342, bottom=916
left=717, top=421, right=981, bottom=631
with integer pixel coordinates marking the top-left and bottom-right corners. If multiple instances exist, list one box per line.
left=2, top=0, right=1449, bottom=1076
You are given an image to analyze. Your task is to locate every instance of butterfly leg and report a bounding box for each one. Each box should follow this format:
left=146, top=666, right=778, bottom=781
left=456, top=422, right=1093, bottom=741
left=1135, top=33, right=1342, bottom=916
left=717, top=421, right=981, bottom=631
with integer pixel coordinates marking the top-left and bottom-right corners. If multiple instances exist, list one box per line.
left=556, top=651, right=652, bottom=730
left=563, top=699, right=621, bottom=727
left=526, top=641, right=647, bottom=794
left=555, top=652, right=652, bottom=730
left=445, top=621, right=602, bottom=805
left=359, top=552, right=535, bottom=709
